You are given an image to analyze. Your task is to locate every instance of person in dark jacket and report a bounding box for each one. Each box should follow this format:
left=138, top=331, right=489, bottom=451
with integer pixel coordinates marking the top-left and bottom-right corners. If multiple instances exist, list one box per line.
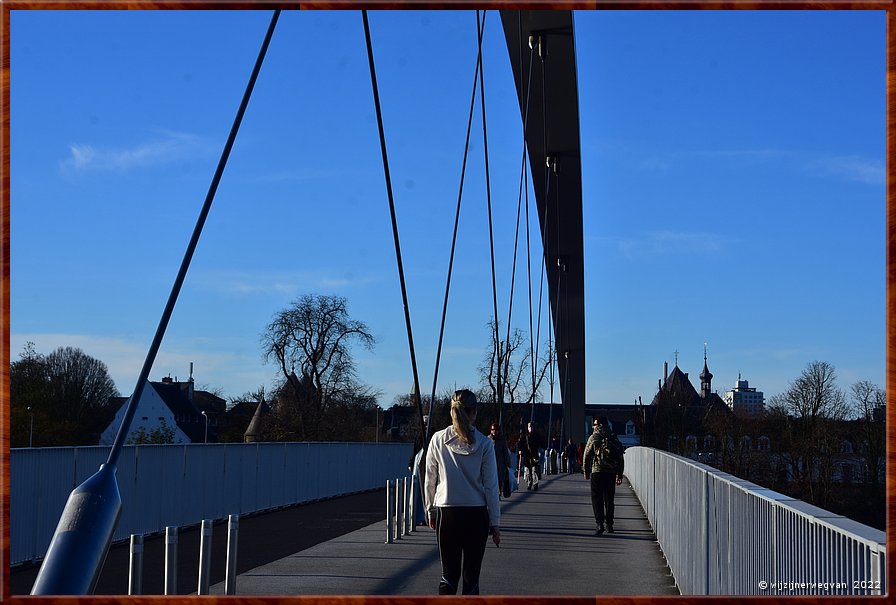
left=488, top=423, right=512, bottom=498
left=582, top=416, right=625, bottom=535
left=518, top=421, right=541, bottom=490
left=564, top=438, right=578, bottom=473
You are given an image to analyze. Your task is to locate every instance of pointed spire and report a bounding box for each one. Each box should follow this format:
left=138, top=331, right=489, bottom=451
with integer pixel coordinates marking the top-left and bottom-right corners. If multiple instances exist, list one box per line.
left=700, top=341, right=713, bottom=398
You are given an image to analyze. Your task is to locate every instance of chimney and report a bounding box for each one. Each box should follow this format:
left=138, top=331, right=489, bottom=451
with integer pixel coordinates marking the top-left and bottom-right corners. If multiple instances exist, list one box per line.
left=162, top=375, right=173, bottom=384
left=187, top=365, right=194, bottom=402
left=663, top=361, right=668, bottom=384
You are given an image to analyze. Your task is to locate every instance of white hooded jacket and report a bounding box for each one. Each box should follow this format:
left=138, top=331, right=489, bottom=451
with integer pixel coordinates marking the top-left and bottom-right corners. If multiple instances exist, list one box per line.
left=424, top=425, right=500, bottom=528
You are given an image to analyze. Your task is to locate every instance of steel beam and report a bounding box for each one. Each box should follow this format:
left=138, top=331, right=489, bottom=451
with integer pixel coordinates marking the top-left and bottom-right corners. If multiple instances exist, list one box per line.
left=501, top=10, right=586, bottom=443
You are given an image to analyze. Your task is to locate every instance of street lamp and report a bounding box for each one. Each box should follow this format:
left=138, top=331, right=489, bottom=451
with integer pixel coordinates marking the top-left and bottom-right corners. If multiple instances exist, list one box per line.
left=201, top=411, right=208, bottom=444
left=27, top=406, right=33, bottom=447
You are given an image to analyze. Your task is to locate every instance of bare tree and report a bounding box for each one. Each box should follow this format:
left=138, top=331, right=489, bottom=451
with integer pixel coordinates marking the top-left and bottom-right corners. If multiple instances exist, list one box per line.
left=849, top=380, right=886, bottom=488
left=261, top=294, right=375, bottom=440
left=766, top=361, right=847, bottom=507
left=478, top=320, right=553, bottom=429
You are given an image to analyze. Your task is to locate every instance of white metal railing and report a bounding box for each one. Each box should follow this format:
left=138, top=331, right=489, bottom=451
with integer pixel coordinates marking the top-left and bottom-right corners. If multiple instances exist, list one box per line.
left=10, top=441, right=410, bottom=566
left=624, top=446, right=886, bottom=596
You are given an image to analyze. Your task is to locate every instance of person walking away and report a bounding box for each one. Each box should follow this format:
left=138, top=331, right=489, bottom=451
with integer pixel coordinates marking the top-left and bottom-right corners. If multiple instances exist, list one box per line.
left=424, top=390, right=501, bottom=595
left=548, top=436, right=560, bottom=474
left=576, top=441, right=585, bottom=473
left=519, top=421, right=541, bottom=490
left=564, top=438, right=578, bottom=474
left=409, top=415, right=429, bottom=525
left=583, top=416, right=624, bottom=535
left=488, top=423, right=512, bottom=498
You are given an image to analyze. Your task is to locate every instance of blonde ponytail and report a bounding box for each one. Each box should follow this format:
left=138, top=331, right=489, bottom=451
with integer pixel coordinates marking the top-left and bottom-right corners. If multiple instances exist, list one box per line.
left=450, top=389, right=477, bottom=446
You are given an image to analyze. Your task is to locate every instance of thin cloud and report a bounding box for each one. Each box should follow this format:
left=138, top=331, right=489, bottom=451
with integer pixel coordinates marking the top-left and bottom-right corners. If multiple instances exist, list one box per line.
left=600, top=230, right=728, bottom=259
left=60, top=130, right=208, bottom=173
left=632, top=148, right=785, bottom=174
left=810, top=154, right=884, bottom=185
left=195, top=270, right=381, bottom=297
left=625, top=147, right=884, bottom=187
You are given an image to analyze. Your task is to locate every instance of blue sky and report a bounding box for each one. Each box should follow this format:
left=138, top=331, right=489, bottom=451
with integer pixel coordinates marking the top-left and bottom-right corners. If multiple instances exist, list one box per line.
left=9, top=9, right=885, bottom=410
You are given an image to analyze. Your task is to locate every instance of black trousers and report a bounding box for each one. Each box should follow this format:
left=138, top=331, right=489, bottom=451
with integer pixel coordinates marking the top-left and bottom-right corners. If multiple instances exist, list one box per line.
left=435, top=506, right=490, bottom=595
left=498, top=466, right=511, bottom=497
left=590, top=472, right=617, bottom=526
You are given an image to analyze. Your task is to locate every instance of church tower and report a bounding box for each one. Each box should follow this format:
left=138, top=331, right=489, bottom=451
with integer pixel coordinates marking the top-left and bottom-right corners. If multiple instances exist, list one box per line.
left=699, top=341, right=713, bottom=399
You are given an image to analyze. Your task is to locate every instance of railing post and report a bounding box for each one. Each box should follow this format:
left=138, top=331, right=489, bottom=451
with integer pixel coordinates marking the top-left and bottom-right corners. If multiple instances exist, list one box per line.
left=703, top=470, right=709, bottom=595
left=385, top=480, right=393, bottom=544
left=225, top=514, right=239, bottom=595
left=410, top=475, right=417, bottom=533
left=128, top=534, right=143, bottom=595
left=403, top=476, right=411, bottom=535
left=394, top=477, right=403, bottom=541
left=164, top=526, right=178, bottom=595
left=197, top=519, right=213, bottom=595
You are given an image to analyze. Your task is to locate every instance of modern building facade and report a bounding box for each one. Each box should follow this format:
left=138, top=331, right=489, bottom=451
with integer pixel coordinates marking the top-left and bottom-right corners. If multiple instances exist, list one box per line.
left=723, top=374, right=766, bottom=416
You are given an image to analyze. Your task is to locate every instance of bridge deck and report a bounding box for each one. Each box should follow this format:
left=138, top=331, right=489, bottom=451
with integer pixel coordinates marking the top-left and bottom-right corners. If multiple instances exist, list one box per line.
left=212, top=473, right=678, bottom=596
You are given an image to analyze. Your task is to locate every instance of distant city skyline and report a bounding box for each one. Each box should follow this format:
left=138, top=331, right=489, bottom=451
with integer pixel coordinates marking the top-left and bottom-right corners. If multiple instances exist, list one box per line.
left=9, top=9, right=885, bottom=410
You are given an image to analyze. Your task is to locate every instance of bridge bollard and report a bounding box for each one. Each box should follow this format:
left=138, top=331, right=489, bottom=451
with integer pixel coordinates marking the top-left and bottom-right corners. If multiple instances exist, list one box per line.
left=385, top=480, right=393, bottom=544
left=394, top=477, right=403, bottom=541
left=225, top=514, right=239, bottom=595
left=407, top=476, right=414, bottom=534
left=409, top=476, right=417, bottom=533
left=402, top=477, right=410, bottom=536
left=164, top=526, right=178, bottom=595
left=128, top=534, right=143, bottom=595
left=197, top=519, right=212, bottom=595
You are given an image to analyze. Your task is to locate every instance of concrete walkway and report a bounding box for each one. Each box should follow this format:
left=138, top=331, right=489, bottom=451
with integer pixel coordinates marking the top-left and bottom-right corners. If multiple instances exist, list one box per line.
left=212, top=473, right=679, bottom=596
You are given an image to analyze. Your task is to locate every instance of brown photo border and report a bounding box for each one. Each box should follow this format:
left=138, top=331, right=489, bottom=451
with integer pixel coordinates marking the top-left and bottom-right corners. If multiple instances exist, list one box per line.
left=0, top=0, right=892, bottom=603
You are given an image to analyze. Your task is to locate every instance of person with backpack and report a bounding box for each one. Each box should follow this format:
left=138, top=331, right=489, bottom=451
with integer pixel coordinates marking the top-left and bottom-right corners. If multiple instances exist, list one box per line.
left=582, top=416, right=625, bottom=535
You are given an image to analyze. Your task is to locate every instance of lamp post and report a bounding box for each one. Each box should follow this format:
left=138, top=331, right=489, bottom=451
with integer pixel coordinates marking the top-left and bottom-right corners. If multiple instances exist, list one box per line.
left=27, top=406, right=34, bottom=447
left=201, top=411, right=208, bottom=444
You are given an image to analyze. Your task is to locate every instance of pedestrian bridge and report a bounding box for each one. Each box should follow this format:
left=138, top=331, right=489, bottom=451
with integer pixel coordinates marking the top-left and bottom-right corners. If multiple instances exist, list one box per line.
left=9, top=444, right=886, bottom=596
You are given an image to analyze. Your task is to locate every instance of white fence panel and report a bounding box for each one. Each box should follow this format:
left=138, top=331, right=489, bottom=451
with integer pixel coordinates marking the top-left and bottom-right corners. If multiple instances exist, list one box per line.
left=11, top=442, right=410, bottom=565
left=624, top=446, right=886, bottom=596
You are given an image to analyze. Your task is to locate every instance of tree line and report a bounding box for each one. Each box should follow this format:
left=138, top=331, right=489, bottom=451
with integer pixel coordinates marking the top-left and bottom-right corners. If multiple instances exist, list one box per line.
left=9, top=342, right=121, bottom=447
left=10, top=293, right=554, bottom=448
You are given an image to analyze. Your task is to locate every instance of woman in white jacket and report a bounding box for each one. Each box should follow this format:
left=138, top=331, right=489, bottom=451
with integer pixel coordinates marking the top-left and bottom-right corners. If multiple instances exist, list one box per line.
left=424, top=389, right=501, bottom=595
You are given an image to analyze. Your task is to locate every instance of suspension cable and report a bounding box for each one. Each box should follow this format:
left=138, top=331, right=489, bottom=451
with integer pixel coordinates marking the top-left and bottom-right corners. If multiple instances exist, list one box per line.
left=557, top=168, right=572, bottom=408
left=106, top=10, right=281, bottom=468
left=425, top=11, right=486, bottom=443
left=32, top=12, right=281, bottom=596
left=362, top=10, right=425, bottom=428
left=499, top=29, right=536, bottom=428
left=530, top=32, right=551, bottom=425
left=478, top=10, right=503, bottom=422
left=547, top=161, right=562, bottom=443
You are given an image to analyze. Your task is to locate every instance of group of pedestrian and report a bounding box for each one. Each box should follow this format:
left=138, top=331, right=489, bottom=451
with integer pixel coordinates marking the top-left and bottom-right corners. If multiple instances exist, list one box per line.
left=421, top=390, right=626, bottom=594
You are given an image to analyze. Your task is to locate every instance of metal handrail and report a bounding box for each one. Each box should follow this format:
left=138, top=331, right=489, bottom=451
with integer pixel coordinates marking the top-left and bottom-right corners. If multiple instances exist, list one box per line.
left=624, top=446, right=886, bottom=596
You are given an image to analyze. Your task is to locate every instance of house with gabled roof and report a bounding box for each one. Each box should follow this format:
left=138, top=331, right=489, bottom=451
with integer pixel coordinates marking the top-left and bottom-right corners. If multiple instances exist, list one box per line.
left=99, top=371, right=226, bottom=445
